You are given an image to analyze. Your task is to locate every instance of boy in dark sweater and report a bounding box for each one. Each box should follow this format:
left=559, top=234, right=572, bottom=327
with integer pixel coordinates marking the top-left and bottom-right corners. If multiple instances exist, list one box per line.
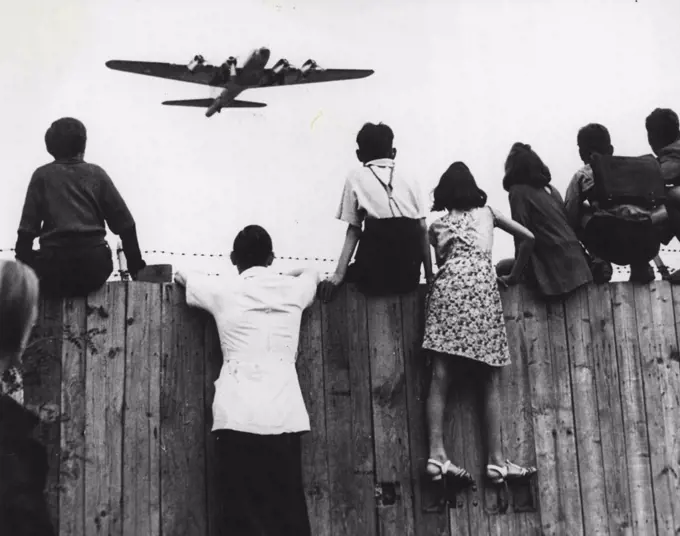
left=15, top=117, right=146, bottom=298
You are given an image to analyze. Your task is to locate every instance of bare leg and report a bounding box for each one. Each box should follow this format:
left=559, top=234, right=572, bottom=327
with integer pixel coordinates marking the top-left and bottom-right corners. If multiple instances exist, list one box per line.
left=425, top=352, right=470, bottom=478
left=483, top=366, right=504, bottom=468
left=483, top=365, right=536, bottom=480
left=426, top=353, right=450, bottom=470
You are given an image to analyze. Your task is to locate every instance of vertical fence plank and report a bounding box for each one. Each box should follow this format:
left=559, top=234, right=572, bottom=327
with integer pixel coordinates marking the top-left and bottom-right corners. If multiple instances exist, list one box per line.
left=59, top=296, right=87, bottom=536
left=367, top=294, right=416, bottom=536
left=611, top=284, right=656, bottom=534
left=445, top=363, right=472, bottom=536
left=204, top=316, right=222, bottom=536
left=495, top=285, right=541, bottom=536
left=587, top=284, right=633, bottom=534
left=668, top=285, right=680, bottom=535
left=85, top=282, right=127, bottom=536
left=122, top=283, right=162, bottom=536
left=563, top=287, right=608, bottom=535
left=160, top=284, right=208, bottom=536
left=457, top=361, right=486, bottom=536
left=634, top=282, right=677, bottom=535
left=346, top=285, right=378, bottom=535
left=298, top=299, right=332, bottom=536
left=321, top=285, right=354, bottom=535
left=524, top=291, right=584, bottom=536
left=402, top=288, right=450, bottom=536
left=322, top=285, right=377, bottom=536
left=22, top=298, right=63, bottom=529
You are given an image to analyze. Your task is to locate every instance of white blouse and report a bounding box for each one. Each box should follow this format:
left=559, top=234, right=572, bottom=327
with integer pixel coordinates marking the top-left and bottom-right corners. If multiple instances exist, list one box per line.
left=185, top=266, right=319, bottom=435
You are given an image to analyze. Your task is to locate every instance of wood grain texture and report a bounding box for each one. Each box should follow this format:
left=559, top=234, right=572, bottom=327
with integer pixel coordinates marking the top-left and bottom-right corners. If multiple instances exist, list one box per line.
left=366, top=294, right=416, bottom=536
left=122, top=283, right=161, bottom=536
left=58, top=297, right=87, bottom=536
left=84, top=282, right=126, bottom=536
left=159, top=284, right=208, bottom=536
left=25, top=282, right=680, bottom=536
left=611, top=284, right=656, bottom=534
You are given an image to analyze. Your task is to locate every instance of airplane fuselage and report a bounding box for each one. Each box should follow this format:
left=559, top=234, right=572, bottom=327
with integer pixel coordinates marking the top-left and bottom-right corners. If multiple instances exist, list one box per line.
left=206, top=47, right=271, bottom=117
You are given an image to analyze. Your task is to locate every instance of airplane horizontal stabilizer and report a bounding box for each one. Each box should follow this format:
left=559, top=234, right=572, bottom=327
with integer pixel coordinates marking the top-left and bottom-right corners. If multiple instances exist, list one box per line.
left=162, top=98, right=267, bottom=108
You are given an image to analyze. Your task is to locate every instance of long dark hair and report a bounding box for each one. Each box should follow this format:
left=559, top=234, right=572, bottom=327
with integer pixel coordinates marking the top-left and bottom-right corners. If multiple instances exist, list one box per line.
left=432, top=162, right=487, bottom=211
left=502, top=142, right=551, bottom=192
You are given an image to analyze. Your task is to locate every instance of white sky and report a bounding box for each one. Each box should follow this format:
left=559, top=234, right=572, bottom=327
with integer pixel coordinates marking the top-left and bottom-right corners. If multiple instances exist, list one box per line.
left=2, top=0, right=680, bottom=278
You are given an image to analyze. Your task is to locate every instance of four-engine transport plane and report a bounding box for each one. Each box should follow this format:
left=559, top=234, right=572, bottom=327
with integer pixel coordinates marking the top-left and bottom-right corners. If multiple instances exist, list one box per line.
left=106, top=47, right=374, bottom=118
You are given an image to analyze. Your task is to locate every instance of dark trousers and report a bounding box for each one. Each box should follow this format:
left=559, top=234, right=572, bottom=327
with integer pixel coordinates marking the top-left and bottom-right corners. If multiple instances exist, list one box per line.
left=213, top=429, right=311, bottom=536
left=347, top=217, right=423, bottom=296
left=579, top=214, right=660, bottom=266
left=28, top=243, right=113, bottom=299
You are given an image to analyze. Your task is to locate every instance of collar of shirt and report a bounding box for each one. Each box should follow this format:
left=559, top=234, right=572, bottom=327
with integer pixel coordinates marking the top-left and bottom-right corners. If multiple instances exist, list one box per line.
left=240, top=265, right=270, bottom=279
left=364, top=158, right=395, bottom=168
left=53, top=157, right=85, bottom=165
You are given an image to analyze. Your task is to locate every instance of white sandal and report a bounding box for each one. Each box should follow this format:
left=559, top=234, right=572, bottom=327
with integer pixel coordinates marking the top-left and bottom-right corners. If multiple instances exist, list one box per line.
left=486, top=460, right=537, bottom=484
left=427, top=458, right=475, bottom=486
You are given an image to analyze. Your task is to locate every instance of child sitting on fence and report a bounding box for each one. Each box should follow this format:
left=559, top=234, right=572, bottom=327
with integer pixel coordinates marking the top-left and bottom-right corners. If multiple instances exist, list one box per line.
left=175, top=225, right=319, bottom=536
left=423, top=162, right=537, bottom=495
left=646, top=108, right=680, bottom=282
left=14, top=117, right=147, bottom=298
left=564, top=123, right=668, bottom=284
left=0, top=260, right=56, bottom=536
left=496, top=143, right=592, bottom=298
left=317, top=122, right=433, bottom=301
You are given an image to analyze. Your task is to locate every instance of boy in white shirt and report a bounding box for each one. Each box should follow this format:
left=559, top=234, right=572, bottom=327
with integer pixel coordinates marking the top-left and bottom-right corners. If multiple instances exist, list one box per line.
left=175, top=225, right=318, bottom=536
left=318, top=122, right=433, bottom=301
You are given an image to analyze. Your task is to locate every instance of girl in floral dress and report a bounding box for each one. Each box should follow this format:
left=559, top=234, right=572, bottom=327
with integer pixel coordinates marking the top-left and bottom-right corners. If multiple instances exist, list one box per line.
left=423, top=162, right=537, bottom=492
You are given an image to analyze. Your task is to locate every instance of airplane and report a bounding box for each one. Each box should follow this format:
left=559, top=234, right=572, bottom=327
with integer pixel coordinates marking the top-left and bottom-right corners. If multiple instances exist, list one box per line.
left=105, top=47, right=374, bottom=118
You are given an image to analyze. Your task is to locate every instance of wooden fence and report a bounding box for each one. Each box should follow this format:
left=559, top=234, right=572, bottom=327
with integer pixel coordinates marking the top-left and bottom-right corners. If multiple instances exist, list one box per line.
left=17, top=281, right=680, bottom=535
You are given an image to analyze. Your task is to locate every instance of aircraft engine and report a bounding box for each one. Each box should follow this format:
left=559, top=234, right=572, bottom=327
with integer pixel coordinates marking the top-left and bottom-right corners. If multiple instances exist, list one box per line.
left=300, top=59, right=319, bottom=75
left=271, top=59, right=291, bottom=75
left=187, top=54, right=206, bottom=72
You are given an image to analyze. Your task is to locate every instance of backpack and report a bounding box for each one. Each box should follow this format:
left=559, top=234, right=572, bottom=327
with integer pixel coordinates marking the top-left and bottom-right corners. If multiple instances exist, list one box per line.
left=584, top=154, right=665, bottom=265
left=590, top=154, right=666, bottom=209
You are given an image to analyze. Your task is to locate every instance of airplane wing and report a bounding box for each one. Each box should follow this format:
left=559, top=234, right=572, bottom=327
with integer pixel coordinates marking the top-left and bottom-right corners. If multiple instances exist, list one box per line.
left=262, top=68, right=374, bottom=87
left=106, top=60, right=231, bottom=86
left=162, top=98, right=267, bottom=108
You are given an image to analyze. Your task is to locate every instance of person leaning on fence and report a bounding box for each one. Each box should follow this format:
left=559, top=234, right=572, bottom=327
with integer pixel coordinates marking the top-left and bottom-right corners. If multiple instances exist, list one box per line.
left=564, top=123, right=665, bottom=284
left=317, top=122, right=433, bottom=302
left=646, top=108, right=680, bottom=282
left=0, top=260, right=56, bottom=536
left=422, top=162, right=537, bottom=501
left=174, top=225, right=319, bottom=536
left=496, top=142, right=593, bottom=299
left=14, top=117, right=147, bottom=298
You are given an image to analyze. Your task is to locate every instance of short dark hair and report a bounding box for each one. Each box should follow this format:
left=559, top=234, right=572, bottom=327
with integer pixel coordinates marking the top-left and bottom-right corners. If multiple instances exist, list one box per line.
left=502, top=142, right=552, bottom=191
left=232, top=225, right=273, bottom=269
left=432, top=162, right=487, bottom=211
left=577, top=123, right=611, bottom=155
left=646, top=108, right=680, bottom=147
left=45, top=117, right=87, bottom=159
left=356, top=122, right=394, bottom=161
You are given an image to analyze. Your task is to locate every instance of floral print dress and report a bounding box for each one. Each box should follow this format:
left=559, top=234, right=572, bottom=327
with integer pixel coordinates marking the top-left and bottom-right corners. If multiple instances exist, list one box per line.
left=422, top=206, right=511, bottom=367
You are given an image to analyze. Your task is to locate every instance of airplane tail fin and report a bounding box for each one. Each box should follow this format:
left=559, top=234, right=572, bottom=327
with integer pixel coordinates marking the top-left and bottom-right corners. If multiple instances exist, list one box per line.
left=162, top=98, right=267, bottom=108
